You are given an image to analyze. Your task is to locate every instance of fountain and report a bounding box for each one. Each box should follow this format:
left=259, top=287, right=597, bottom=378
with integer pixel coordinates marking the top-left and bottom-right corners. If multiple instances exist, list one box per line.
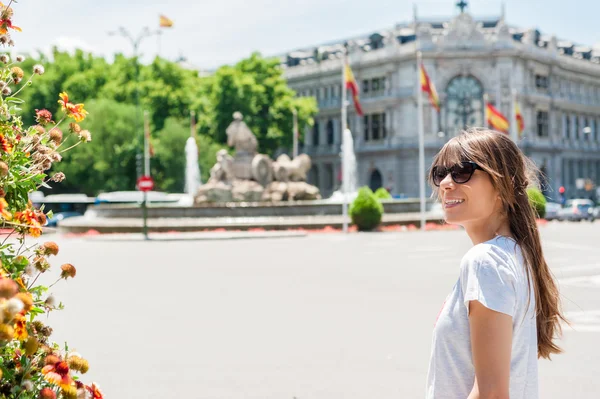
left=194, top=112, right=321, bottom=203
left=184, top=136, right=202, bottom=196
left=328, top=129, right=359, bottom=203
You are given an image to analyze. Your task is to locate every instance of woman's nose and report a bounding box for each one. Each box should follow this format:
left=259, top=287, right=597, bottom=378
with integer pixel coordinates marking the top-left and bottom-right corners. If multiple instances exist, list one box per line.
left=439, top=173, right=454, bottom=190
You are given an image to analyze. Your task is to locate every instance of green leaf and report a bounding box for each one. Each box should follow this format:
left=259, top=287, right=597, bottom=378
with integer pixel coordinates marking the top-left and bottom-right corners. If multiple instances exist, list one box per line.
left=5, top=97, right=24, bottom=104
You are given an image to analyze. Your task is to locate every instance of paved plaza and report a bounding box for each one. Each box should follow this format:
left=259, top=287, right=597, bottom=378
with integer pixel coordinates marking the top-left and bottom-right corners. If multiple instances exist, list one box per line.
left=37, top=221, right=600, bottom=398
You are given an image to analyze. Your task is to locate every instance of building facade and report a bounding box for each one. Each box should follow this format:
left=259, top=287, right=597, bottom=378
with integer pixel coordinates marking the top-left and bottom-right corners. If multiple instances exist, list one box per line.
left=281, top=6, right=600, bottom=201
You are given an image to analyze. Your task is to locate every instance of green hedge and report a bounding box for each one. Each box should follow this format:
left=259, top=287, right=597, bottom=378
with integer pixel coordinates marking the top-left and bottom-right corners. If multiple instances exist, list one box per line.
left=527, top=187, right=546, bottom=218
left=374, top=187, right=392, bottom=200
left=350, top=187, right=384, bottom=231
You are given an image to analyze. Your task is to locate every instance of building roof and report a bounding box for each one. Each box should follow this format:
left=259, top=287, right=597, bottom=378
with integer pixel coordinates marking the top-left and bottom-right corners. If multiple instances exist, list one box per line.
left=280, top=11, right=600, bottom=68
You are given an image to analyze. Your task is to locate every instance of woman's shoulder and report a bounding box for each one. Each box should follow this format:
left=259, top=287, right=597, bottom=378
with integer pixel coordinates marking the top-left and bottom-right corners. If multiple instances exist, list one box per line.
left=460, top=236, right=520, bottom=274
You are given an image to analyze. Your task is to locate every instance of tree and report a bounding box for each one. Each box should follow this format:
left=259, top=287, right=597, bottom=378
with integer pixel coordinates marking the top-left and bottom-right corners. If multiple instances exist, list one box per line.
left=50, top=99, right=139, bottom=195
left=210, top=52, right=318, bottom=155
left=151, top=117, right=227, bottom=193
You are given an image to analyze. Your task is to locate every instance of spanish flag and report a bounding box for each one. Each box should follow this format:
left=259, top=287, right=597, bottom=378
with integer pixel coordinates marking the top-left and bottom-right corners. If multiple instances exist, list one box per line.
left=420, top=64, right=440, bottom=112
left=344, top=63, right=363, bottom=116
left=515, top=101, right=524, bottom=137
left=159, top=15, right=174, bottom=28
left=485, top=101, right=509, bottom=134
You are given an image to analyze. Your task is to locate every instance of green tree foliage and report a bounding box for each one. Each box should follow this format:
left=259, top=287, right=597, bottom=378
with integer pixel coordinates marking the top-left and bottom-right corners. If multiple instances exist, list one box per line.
left=22, top=49, right=317, bottom=194
left=53, top=99, right=139, bottom=195
left=350, top=187, right=384, bottom=231
left=210, top=52, right=317, bottom=154
left=527, top=187, right=546, bottom=219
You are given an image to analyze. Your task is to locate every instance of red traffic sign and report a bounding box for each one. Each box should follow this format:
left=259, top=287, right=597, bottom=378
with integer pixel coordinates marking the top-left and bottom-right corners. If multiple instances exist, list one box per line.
left=137, top=175, right=154, bottom=192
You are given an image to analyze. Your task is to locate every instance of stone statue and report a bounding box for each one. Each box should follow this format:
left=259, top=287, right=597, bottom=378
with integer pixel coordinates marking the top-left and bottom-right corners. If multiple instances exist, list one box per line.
left=209, top=149, right=234, bottom=183
left=194, top=112, right=321, bottom=204
left=226, top=112, right=258, bottom=155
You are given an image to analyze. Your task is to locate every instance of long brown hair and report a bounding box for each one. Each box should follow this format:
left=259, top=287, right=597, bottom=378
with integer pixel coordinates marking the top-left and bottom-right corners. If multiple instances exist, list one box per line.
left=428, top=128, right=566, bottom=360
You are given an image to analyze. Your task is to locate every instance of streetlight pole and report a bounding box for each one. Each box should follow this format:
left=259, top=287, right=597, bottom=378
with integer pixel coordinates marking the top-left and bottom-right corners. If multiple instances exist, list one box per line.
left=108, top=26, right=161, bottom=180
left=108, top=26, right=161, bottom=240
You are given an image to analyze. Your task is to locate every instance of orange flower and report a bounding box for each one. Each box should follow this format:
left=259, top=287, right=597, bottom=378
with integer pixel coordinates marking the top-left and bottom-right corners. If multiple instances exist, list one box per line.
left=58, top=92, right=88, bottom=122
left=0, top=197, right=11, bottom=220
left=13, top=312, right=27, bottom=341
left=0, top=18, right=21, bottom=35
left=86, top=383, right=104, bottom=399
left=0, top=134, right=12, bottom=153
left=14, top=209, right=42, bottom=237
left=42, top=360, right=74, bottom=389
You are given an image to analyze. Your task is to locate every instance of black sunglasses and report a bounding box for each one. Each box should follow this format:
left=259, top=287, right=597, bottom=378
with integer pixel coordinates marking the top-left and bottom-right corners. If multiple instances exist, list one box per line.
left=431, top=161, right=483, bottom=187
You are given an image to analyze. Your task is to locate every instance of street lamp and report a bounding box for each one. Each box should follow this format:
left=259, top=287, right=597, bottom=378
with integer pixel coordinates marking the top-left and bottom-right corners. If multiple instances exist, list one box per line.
left=107, top=26, right=161, bottom=179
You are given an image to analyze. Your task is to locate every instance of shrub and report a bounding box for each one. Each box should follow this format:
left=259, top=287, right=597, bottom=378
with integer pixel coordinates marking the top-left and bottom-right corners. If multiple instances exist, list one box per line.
left=527, top=187, right=546, bottom=218
left=350, top=187, right=384, bottom=231
left=374, top=187, right=392, bottom=200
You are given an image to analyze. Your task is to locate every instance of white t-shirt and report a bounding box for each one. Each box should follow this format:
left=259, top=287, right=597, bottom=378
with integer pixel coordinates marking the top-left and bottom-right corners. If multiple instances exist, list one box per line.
left=425, top=235, right=538, bottom=399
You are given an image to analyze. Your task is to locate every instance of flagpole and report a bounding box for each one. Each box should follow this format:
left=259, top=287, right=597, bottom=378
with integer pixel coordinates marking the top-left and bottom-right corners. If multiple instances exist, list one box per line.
left=510, top=88, right=518, bottom=143
left=341, top=50, right=349, bottom=234
left=483, top=93, right=490, bottom=130
left=143, top=110, right=151, bottom=176
left=417, top=51, right=426, bottom=231
left=292, top=108, right=299, bottom=159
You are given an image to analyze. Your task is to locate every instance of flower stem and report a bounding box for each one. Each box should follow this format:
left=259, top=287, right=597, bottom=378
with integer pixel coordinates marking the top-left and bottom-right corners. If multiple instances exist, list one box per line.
left=10, top=73, right=34, bottom=97
left=59, top=141, right=82, bottom=154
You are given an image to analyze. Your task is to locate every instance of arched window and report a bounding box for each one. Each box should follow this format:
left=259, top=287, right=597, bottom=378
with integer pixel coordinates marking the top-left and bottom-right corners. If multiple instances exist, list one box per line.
left=312, top=122, right=320, bottom=146
left=445, top=75, right=484, bottom=135
left=326, top=120, right=335, bottom=145
left=369, top=169, right=383, bottom=192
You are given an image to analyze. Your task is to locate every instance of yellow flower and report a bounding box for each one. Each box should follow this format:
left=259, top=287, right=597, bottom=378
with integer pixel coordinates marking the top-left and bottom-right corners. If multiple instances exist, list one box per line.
left=58, top=92, right=88, bottom=122
left=13, top=312, right=27, bottom=340
left=0, top=197, right=10, bottom=220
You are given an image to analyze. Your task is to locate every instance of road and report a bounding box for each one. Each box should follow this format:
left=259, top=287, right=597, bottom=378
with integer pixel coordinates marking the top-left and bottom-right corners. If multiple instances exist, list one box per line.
left=37, top=221, right=600, bottom=398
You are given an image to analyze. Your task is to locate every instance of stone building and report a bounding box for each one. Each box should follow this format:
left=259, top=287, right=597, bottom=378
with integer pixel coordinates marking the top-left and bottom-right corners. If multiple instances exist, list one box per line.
left=281, top=2, right=600, bottom=201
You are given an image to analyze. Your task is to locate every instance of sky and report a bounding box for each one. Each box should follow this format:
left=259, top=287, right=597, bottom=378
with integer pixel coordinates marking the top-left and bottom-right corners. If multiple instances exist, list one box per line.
left=11, top=0, right=600, bottom=71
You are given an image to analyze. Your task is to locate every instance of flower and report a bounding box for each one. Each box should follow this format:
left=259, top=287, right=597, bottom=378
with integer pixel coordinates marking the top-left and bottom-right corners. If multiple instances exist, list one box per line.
left=35, top=109, right=54, bottom=126
left=0, top=197, right=10, bottom=219
left=33, top=64, right=44, bottom=75
left=15, top=292, right=33, bottom=312
left=69, top=123, right=81, bottom=133
left=0, top=323, right=13, bottom=340
left=6, top=297, right=24, bottom=315
left=14, top=209, right=42, bottom=237
left=40, top=387, right=57, bottom=399
left=24, top=336, right=38, bottom=355
left=0, top=34, right=7, bottom=45
left=86, top=383, right=103, bottom=399
left=10, top=66, right=23, bottom=83
left=62, top=385, right=78, bottom=399
left=79, top=130, right=92, bottom=142
left=13, top=312, right=27, bottom=340
left=61, top=264, right=76, bottom=279
left=0, top=278, right=17, bottom=299
left=45, top=295, right=56, bottom=307
left=21, top=380, right=33, bottom=391
left=58, top=92, right=88, bottom=122
left=1, top=85, right=9, bottom=96
left=34, top=256, right=50, bottom=272
left=43, top=241, right=60, bottom=256
left=50, top=128, right=63, bottom=144
left=42, top=359, right=74, bottom=390
left=15, top=54, right=23, bottom=62
left=68, top=355, right=89, bottom=374
left=0, top=14, right=22, bottom=35
left=0, top=160, right=7, bottom=176
left=0, top=54, right=8, bottom=63
left=51, top=172, right=66, bottom=183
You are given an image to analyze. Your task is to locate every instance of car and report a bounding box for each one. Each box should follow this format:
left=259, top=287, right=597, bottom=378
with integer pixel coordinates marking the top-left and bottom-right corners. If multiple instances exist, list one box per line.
left=557, top=199, right=595, bottom=222
left=45, top=211, right=83, bottom=227
left=544, top=202, right=562, bottom=221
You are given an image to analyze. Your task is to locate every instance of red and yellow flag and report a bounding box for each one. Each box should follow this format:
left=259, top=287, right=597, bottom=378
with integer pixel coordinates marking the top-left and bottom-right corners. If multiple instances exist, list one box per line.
left=485, top=101, right=509, bottom=134
left=420, top=64, right=440, bottom=112
left=159, top=15, right=174, bottom=28
left=515, top=101, right=524, bottom=137
left=344, top=63, right=364, bottom=116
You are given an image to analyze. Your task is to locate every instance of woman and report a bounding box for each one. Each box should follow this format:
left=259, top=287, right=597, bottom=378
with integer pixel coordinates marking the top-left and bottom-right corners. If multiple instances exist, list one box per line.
left=425, top=128, right=566, bottom=399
